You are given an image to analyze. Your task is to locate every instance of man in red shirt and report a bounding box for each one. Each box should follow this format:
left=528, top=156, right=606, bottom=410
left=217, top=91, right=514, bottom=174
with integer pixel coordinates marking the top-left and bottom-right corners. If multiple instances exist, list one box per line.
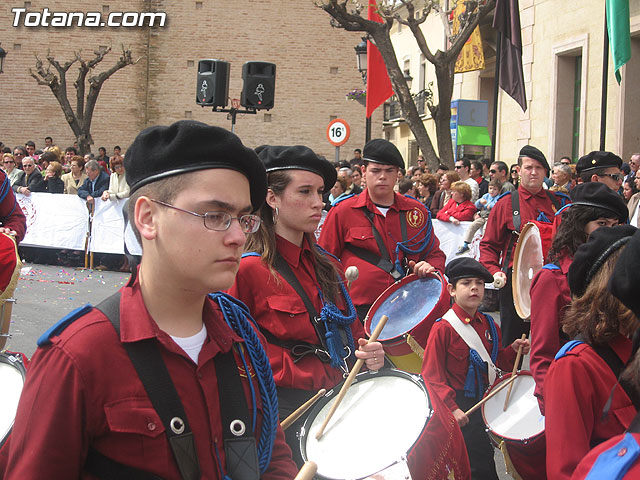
left=479, top=145, right=569, bottom=346
left=2, top=121, right=297, bottom=479
left=319, top=138, right=446, bottom=321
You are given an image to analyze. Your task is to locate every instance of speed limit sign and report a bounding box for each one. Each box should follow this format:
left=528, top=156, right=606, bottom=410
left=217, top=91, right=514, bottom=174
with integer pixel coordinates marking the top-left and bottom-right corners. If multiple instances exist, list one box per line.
left=326, top=119, right=351, bottom=147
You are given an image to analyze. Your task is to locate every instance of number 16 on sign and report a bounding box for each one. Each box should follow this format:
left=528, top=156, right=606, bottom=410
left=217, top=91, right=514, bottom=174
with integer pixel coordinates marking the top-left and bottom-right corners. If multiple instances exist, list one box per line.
left=326, top=119, right=350, bottom=162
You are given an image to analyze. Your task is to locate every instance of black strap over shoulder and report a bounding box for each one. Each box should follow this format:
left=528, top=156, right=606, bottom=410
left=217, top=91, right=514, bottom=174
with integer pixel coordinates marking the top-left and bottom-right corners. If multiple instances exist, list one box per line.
left=92, top=293, right=200, bottom=480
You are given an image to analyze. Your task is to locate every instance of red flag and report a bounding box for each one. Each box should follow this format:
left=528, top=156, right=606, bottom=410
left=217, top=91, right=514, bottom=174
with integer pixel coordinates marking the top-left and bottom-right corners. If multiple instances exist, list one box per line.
left=366, top=1, right=393, bottom=118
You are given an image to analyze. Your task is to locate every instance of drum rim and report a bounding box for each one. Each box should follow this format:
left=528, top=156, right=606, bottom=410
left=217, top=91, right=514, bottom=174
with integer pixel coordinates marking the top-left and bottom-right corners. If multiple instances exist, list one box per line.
left=481, top=370, right=544, bottom=442
left=299, top=368, right=432, bottom=479
left=0, top=351, right=26, bottom=449
left=364, top=273, right=445, bottom=343
left=512, top=222, right=543, bottom=320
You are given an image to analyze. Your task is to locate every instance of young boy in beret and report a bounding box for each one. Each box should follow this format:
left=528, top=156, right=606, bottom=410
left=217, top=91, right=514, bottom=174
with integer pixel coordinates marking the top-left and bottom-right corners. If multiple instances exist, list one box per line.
left=2, top=120, right=297, bottom=479
left=422, top=257, right=529, bottom=479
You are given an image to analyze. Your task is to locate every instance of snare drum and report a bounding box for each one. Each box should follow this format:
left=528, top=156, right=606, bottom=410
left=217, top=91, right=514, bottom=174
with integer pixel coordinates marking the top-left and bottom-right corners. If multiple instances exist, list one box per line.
left=364, top=273, right=449, bottom=373
left=0, top=352, right=26, bottom=448
left=481, top=371, right=546, bottom=480
left=299, top=369, right=432, bottom=479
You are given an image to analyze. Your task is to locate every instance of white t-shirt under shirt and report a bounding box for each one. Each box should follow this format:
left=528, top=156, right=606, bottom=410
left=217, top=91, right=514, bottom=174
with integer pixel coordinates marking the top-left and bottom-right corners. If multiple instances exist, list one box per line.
left=171, top=324, right=207, bottom=364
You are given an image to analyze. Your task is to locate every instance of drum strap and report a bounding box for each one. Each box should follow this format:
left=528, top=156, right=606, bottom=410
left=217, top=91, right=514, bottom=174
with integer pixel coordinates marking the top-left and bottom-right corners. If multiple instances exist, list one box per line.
left=442, top=309, right=499, bottom=384
left=345, top=207, right=407, bottom=281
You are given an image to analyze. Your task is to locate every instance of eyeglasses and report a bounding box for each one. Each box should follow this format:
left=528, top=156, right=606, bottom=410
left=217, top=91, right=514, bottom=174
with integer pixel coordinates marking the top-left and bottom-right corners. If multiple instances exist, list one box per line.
left=454, top=165, right=463, bottom=169
left=13, top=153, right=24, bottom=157
left=3, top=160, right=13, bottom=164
left=599, top=173, right=624, bottom=182
left=23, top=164, right=35, bottom=168
left=489, top=169, right=497, bottom=174
left=151, top=199, right=261, bottom=234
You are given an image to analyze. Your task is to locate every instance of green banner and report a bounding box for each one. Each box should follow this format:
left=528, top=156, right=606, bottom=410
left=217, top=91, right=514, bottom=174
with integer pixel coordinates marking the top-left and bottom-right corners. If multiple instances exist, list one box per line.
left=606, top=0, right=631, bottom=84
left=457, top=125, right=492, bottom=146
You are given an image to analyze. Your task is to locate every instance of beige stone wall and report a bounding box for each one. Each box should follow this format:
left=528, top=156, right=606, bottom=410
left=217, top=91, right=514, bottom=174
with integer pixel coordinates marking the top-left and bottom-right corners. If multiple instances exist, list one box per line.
left=0, top=1, right=382, bottom=159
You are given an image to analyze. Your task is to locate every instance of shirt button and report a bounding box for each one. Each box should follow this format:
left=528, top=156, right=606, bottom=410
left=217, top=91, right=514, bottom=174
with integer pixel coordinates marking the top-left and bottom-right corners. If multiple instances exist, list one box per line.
left=197, top=372, right=203, bottom=379
left=148, top=422, right=157, bottom=431
left=618, top=447, right=628, bottom=456
left=289, top=314, right=295, bottom=317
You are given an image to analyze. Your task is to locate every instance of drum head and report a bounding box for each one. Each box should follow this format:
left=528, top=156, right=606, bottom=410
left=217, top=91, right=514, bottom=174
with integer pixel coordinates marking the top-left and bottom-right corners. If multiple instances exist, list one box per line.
left=512, top=223, right=544, bottom=319
left=301, top=370, right=431, bottom=479
left=482, top=373, right=544, bottom=442
left=367, top=274, right=443, bottom=341
left=0, top=353, right=26, bottom=446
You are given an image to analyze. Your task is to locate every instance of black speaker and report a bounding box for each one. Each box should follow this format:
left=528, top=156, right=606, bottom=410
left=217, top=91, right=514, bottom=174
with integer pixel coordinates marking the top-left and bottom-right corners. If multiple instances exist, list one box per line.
left=240, top=62, right=276, bottom=110
left=196, top=59, right=230, bottom=107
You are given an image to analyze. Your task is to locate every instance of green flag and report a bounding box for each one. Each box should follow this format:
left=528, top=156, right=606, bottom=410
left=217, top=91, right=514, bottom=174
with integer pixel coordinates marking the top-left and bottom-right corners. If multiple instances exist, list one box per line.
left=606, top=0, right=631, bottom=84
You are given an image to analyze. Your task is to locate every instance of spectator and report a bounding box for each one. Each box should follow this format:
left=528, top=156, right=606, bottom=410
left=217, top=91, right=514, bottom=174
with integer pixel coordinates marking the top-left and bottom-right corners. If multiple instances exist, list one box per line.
left=77, top=159, right=109, bottom=204
left=490, top=161, right=515, bottom=193
left=14, top=157, right=45, bottom=195
left=454, top=158, right=479, bottom=202
left=44, top=161, right=64, bottom=193
left=471, top=160, right=488, bottom=197
left=623, top=177, right=638, bottom=204
left=97, top=146, right=109, bottom=165
left=38, top=151, right=58, bottom=176
left=559, top=156, right=572, bottom=165
left=101, top=156, right=129, bottom=201
left=25, top=140, right=37, bottom=160
left=2, top=154, right=25, bottom=187
left=329, top=175, right=349, bottom=206
left=44, top=136, right=54, bottom=148
left=481, top=158, right=492, bottom=179
left=12, top=146, right=27, bottom=169
left=457, top=178, right=502, bottom=255
left=430, top=170, right=459, bottom=216
left=398, top=178, right=417, bottom=197
left=509, top=164, right=520, bottom=189
left=62, top=156, right=88, bottom=195
left=436, top=163, right=448, bottom=176
left=352, top=164, right=363, bottom=187
left=113, top=145, right=122, bottom=157
left=64, top=146, right=78, bottom=166
left=338, top=167, right=362, bottom=195
left=418, top=172, right=438, bottom=208
left=435, top=181, right=476, bottom=224
left=550, top=163, right=572, bottom=192
left=417, top=154, right=427, bottom=172
left=628, top=153, right=640, bottom=180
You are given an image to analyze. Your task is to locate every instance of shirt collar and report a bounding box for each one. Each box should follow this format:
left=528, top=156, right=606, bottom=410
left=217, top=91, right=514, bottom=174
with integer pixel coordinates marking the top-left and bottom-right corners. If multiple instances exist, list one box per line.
left=275, top=234, right=312, bottom=269
left=452, top=303, right=481, bottom=324
left=352, top=189, right=408, bottom=212
left=518, top=184, right=547, bottom=201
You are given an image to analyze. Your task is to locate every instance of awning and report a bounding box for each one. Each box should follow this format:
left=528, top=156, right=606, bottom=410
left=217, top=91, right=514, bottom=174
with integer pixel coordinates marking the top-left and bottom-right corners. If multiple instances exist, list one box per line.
left=457, top=125, right=491, bottom=146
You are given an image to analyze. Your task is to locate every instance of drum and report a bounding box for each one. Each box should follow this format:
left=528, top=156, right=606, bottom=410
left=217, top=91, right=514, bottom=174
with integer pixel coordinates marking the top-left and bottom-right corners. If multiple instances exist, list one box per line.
left=364, top=273, right=449, bottom=373
left=512, top=221, right=553, bottom=319
left=0, top=352, right=26, bottom=448
left=481, top=371, right=546, bottom=480
left=299, top=369, right=432, bottom=479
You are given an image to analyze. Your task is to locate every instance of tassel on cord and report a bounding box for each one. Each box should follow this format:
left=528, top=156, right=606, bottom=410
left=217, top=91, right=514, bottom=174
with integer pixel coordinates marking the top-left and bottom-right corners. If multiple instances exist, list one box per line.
left=318, top=279, right=357, bottom=370
left=465, top=314, right=499, bottom=399
left=209, top=292, right=279, bottom=475
left=394, top=210, right=434, bottom=276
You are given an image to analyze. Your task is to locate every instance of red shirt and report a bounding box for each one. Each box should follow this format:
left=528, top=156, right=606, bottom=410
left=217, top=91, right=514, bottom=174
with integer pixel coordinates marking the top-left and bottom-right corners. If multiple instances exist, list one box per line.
left=571, top=432, right=640, bottom=479
left=0, top=171, right=26, bottom=243
left=479, top=186, right=565, bottom=274
left=435, top=198, right=476, bottom=222
left=3, top=276, right=296, bottom=479
left=319, top=189, right=446, bottom=307
left=421, top=304, right=517, bottom=411
left=228, top=235, right=365, bottom=391
left=545, top=336, right=636, bottom=480
left=529, top=253, right=573, bottom=414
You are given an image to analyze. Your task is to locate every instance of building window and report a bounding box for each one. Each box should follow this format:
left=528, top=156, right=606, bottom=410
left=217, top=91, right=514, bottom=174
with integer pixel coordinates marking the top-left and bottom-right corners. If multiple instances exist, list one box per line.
left=330, top=67, right=339, bottom=75
left=196, top=2, right=203, bottom=9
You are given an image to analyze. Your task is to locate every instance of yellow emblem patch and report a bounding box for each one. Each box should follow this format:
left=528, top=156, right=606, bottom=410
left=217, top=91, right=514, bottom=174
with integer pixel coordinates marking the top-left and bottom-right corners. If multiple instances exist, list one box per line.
left=406, top=208, right=425, bottom=228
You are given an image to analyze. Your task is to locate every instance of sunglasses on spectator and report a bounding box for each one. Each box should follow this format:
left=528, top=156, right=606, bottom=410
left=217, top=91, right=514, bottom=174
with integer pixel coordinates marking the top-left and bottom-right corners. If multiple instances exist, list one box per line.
left=23, top=164, right=35, bottom=168
left=489, top=169, right=497, bottom=173
left=3, top=160, right=13, bottom=164
left=13, top=152, right=24, bottom=157
left=454, top=166, right=463, bottom=169
left=599, top=173, right=623, bottom=181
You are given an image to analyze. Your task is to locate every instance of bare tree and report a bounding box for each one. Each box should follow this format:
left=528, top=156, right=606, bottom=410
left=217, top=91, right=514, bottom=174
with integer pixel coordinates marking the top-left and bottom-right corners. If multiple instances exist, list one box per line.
left=319, top=0, right=495, bottom=170
left=29, top=46, right=139, bottom=155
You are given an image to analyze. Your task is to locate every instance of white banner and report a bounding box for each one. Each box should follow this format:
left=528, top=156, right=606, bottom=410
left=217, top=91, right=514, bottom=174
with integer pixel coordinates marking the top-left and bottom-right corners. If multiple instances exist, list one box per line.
left=91, top=198, right=126, bottom=254
left=432, top=219, right=484, bottom=264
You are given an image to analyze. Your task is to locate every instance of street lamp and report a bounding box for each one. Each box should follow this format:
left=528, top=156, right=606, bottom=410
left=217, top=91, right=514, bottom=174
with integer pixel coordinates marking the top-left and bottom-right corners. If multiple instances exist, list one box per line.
left=354, top=37, right=371, bottom=143
left=0, top=44, right=6, bottom=74
left=403, top=71, right=413, bottom=91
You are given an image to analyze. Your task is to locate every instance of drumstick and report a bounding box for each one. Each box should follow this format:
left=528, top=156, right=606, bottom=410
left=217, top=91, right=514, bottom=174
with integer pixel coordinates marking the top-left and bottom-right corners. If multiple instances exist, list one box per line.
left=464, top=374, right=517, bottom=416
left=281, top=388, right=327, bottom=431
left=314, top=314, right=388, bottom=440
left=345, top=266, right=359, bottom=290
left=294, top=461, right=317, bottom=480
left=503, top=334, right=527, bottom=411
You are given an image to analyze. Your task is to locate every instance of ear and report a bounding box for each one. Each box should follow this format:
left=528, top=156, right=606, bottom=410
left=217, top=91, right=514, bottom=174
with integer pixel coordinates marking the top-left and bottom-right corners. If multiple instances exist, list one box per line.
left=591, top=174, right=600, bottom=183
left=447, top=282, right=455, bottom=298
left=265, top=189, right=279, bottom=210
left=134, top=196, right=158, bottom=241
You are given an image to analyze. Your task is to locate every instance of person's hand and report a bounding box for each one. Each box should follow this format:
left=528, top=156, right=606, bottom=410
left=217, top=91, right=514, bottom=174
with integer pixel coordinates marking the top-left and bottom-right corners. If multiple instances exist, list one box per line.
left=19, top=186, right=31, bottom=196
left=493, top=271, right=507, bottom=288
left=474, top=213, right=481, bottom=220
left=480, top=199, right=487, bottom=205
left=355, top=338, right=385, bottom=371
left=452, top=408, right=469, bottom=427
left=408, top=260, right=436, bottom=277
left=452, top=218, right=460, bottom=226
left=0, top=227, right=17, bottom=236
left=512, top=338, right=530, bottom=355
left=86, top=195, right=94, bottom=204
left=101, top=191, right=110, bottom=201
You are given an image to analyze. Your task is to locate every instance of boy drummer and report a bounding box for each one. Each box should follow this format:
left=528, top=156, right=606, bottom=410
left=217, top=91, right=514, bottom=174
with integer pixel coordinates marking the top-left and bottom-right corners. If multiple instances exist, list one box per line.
left=422, top=257, right=529, bottom=479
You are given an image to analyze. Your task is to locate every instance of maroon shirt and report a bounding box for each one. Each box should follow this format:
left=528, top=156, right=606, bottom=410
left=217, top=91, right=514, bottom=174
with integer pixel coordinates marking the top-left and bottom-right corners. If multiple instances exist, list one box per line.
left=422, top=303, right=517, bottom=411
left=479, top=186, right=564, bottom=274
left=319, top=189, right=446, bottom=307
left=3, top=276, right=296, bottom=479
left=228, top=234, right=365, bottom=391
left=529, top=253, right=573, bottom=413
left=571, top=432, right=640, bottom=479
left=545, top=336, right=636, bottom=480
left=435, top=198, right=477, bottom=222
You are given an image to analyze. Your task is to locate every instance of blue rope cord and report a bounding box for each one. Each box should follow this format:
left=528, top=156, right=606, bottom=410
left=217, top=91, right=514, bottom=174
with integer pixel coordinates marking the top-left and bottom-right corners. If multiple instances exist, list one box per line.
left=464, top=315, right=499, bottom=399
left=209, top=292, right=279, bottom=475
left=393, top=209, right=434, bottom=275
left=318, top=279, right=357, bottom=369
left=213, top=441, right=233, bottom=480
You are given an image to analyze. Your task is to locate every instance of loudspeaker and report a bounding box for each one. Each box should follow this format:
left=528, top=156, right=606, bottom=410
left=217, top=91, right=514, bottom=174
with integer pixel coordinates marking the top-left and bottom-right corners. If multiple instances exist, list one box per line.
left=196, top=59, right=230, bottom=107
left=240, top=62, right=276, bottom=110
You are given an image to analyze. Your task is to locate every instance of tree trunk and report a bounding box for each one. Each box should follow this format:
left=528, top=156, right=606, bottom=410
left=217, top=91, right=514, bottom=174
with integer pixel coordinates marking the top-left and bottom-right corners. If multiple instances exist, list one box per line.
left=434, top=56, right=456, bottom=168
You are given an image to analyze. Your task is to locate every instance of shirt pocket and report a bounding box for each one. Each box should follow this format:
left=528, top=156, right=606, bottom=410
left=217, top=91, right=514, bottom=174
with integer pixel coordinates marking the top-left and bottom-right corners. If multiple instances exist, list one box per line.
left=103, top=397, right=170, bottom=466
left=266, top=295, right=312, bottom=341
left=346, top=226, right=376, bottom=248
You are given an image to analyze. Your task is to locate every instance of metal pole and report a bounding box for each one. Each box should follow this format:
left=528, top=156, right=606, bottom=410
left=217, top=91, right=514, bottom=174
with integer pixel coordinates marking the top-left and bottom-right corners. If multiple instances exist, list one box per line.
left=365, top=116, right=372, bottom=143
left=231, top=108, right=237, bottom=134
left=490, top=34, right=502, bottom=162
left=600, top=12, right=609, bottom=151
left=335, top=146, right=340, bottom=163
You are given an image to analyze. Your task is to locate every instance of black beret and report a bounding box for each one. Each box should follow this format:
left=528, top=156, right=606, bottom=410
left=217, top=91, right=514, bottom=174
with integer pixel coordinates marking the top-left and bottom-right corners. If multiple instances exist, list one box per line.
left=568, top=224, right=637, bottom=297
left=569, top=182, right=628, bottom=224
left=125, top=120, right=266, bottom=211
left=445, top=257, right=494, bottom=284
left=609, top=228, right=640, bottom=318
left=255, top=145, right=337, bottom=193
left=519, top=145, right=550, bottom=172
left=362, top=139, right=404, bottom=169
left=576, top=151, right=623, bottom=175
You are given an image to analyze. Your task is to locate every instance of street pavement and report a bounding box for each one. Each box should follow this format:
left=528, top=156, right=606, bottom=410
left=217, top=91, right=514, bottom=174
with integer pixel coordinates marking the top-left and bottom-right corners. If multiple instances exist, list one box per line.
left=4, top=263, right=516, bottom=479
